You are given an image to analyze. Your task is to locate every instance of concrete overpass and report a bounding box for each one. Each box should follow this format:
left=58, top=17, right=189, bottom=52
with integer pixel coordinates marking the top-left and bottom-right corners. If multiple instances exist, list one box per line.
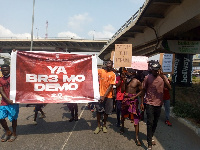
left=99, top=0, right=200, bottom=60
left=0, top=38, right=107, bottom=53
left=0, top=39, right=107, bottom=65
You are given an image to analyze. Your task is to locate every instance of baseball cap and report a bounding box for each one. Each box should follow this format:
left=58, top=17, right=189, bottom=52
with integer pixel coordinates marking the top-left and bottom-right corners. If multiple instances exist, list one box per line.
left=150, top=62, right=161, bottom=70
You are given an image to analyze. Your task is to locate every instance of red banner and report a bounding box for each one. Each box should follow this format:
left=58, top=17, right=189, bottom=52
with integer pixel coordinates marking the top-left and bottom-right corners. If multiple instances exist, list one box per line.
left=10, top=51, right=99, bottom=103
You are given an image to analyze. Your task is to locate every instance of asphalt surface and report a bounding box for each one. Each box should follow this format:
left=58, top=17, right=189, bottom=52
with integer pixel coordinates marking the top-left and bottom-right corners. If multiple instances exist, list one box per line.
left=0, top=103, right=200, bottom=150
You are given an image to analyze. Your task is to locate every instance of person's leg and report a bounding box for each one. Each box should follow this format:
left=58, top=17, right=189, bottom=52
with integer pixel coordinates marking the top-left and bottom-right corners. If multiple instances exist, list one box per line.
left=0, top=119, right=12, bottom=142
left=90, top=103, right=94, bottom=111
left=0, top=119, right=12, bottom=135
left=146, top=104, right=154, bottom=148
left=120, top=114, right=125, bottom=133
left=94, top=111, right=101, bottom=134
left=74, top=104, right=78, bottom=121
left=116, top=100, right=121, bottom=126
left=164, top=100, right=170, bottom=121
left=103, top=113, right=108, bottom=127
left=152, top=106, right=161, bottom=136
left=134, top=124, right=141, bottom=146
left=39, top=109, right=45, bottom=118
left=34, top=111, right=38, bottom=121
left=11, top=119, right=17, bottom=136
left=97, top=112, right=101, bottom=127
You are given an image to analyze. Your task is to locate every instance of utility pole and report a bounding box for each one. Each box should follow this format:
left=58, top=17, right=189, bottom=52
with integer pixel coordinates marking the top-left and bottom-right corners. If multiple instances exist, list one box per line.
left=36, top=28, right=39, bottom=39
left=93, top=30, right=95, bottom=40
left=45, top=20, right=48, bottom=39
left=30, top=0, right=35, bottom=51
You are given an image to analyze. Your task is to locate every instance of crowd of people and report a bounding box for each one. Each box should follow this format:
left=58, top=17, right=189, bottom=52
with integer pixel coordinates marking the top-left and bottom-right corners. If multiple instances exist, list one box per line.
left=0, top=59, right=172, bottom=150
left=94, top=60, right=172, bottom=150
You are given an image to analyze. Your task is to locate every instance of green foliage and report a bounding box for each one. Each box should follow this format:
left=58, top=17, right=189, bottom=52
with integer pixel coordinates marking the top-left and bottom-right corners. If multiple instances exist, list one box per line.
left=192, top=76, right=196, bottom=79
left=173, top=100, right=200, bottom=122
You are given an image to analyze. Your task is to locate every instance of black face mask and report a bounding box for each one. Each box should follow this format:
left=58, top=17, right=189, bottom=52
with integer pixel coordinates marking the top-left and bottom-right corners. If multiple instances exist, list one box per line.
left=4, top=74, right=10, bottom=78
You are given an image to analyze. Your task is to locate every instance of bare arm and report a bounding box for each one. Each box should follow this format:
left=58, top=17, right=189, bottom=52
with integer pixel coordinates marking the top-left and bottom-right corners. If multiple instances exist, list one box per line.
left=100, top=84, right=113, bottom=102
left=158, top=70, right=171, bottom=90
left=115, top=77, right=122, bottom=88
left=130, top=80, right=142, bottom=100
left=0, top=87, right=13, bottom=104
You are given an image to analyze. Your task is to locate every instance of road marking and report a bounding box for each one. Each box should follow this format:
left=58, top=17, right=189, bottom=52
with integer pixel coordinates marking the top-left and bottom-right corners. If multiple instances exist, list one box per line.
left=61, top=104, right=87, bottom=150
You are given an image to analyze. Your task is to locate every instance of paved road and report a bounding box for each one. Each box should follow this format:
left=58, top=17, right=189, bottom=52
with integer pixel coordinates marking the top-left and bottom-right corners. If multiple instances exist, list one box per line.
left=0, top=103, right=200, bottom=150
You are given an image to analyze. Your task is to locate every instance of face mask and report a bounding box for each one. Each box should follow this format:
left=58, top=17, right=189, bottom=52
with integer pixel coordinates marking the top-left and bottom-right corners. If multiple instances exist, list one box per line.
left=4, top=74, right=10, bottom=78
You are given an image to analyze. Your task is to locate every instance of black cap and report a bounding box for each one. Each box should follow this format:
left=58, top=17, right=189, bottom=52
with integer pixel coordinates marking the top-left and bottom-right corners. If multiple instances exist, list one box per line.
left=127, top=68, right=136, bottom=73
left=150, top=62, right=161, bottom=70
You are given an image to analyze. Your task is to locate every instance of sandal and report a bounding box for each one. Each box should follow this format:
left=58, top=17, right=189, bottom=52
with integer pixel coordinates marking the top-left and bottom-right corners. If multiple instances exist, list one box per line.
left=135, top=139, right=141, bottom=146
left=8, top=135, right=17, bottom=142
left=1, top=134, right=11, bottom=142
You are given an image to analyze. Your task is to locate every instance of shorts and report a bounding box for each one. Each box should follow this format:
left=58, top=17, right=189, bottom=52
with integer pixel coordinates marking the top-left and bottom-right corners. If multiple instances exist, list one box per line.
left=95, top=98, right=113, bottom=115
left=34, top=104, right=44, bottom=112
left=0, top=104, right=19, bottom=122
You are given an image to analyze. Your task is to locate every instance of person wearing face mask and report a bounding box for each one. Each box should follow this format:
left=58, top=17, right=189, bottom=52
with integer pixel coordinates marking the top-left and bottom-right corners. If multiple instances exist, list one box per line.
left=141, top=62, right=171, bottom=150
left=0, top=64, right=19, bottom=142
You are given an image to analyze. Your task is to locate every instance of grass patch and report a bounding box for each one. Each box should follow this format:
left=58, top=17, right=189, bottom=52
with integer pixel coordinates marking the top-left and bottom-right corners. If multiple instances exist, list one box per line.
left=172, top=79, right=200, bottom=126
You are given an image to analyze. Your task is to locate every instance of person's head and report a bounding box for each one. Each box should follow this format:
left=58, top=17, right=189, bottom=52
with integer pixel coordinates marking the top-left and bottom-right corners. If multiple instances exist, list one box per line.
left=127, top=68, right=136, bottom=76
left=1, top=64, right=10, bottom=77
left=126, top=68, right=137, bottom=79
left=105, top=60, right=113, bottom=71
left=119, top=67, right=126, bottom=78
left=150, top=62, right=161, bottom=77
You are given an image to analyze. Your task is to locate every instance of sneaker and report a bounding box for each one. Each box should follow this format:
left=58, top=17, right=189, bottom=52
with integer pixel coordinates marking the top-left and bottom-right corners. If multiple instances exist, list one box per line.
left=94, top=127, right=101, bottom=134
left=33, top=121, right=37, bottom=125
left=39, top=114, right=46, bottom=119
left=165, top=120, right=172, bottom=126
left=102, top=126, right=107, bottom=133
left=69, top=118, right=74, bottom=122
left=74, top=116, right=78, bottom=121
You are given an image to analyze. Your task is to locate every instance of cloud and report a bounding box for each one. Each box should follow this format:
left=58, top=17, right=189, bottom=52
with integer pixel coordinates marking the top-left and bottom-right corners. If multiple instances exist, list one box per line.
left=88, top=24, right=115, bottom=39
left=57, top=31, right=81, bottom=39
left=0, top=25, right=31, bottom=39
left=68, top=13, right=92, bottom=31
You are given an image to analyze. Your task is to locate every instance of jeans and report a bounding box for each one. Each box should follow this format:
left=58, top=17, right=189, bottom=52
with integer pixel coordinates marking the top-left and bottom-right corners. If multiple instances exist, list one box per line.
left=146, top=104, right=161, bottom=146
left=164, top=100, right=170, bottom=121
left=116, top=100, right=122, bottom=125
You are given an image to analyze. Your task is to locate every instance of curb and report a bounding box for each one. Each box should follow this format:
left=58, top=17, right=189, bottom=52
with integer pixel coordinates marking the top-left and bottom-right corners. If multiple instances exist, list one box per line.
left=163, top=107, right=200, bottom=137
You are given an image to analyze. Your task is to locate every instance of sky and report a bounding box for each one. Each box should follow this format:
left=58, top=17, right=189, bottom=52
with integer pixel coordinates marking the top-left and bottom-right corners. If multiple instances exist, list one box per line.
left=0, top=0, right=146, bottom=40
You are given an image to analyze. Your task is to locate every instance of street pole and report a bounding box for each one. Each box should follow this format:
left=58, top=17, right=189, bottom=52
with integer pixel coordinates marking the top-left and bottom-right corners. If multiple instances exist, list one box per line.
left=93, top=30, right=95, bottom=40
left=36, top=28, right=39, bottom=39
left=30, top=0, right=35, bottom=51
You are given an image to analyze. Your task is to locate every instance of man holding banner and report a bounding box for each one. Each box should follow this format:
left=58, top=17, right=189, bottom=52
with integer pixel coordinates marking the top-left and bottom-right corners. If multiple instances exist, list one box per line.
left=0, top=64, right=19, bottom=142
left=94, top=60, right=116, bottom=134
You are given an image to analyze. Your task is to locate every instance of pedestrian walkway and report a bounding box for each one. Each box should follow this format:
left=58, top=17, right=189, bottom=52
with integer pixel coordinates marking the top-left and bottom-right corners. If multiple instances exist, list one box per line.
left=0, top=103, right=200, bottom=150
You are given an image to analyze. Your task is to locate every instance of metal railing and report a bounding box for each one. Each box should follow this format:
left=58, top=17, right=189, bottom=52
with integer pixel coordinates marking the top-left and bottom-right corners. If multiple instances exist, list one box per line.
left=104, top=0, right=147, bottom=47
left=0, top=37, right=109, bottom=41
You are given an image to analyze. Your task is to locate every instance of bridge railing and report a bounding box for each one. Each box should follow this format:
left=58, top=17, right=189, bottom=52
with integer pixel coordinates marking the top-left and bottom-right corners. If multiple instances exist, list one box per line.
left=0, top=37, right=109, bottom=41
left=104, top=0, right=147, bottom=47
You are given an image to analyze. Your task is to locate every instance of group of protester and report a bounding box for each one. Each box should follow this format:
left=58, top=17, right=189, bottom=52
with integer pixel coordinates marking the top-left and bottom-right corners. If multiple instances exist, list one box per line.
left=95, top=60, right=172, bottom=150
left=0, top=58, right=172, bottom=150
